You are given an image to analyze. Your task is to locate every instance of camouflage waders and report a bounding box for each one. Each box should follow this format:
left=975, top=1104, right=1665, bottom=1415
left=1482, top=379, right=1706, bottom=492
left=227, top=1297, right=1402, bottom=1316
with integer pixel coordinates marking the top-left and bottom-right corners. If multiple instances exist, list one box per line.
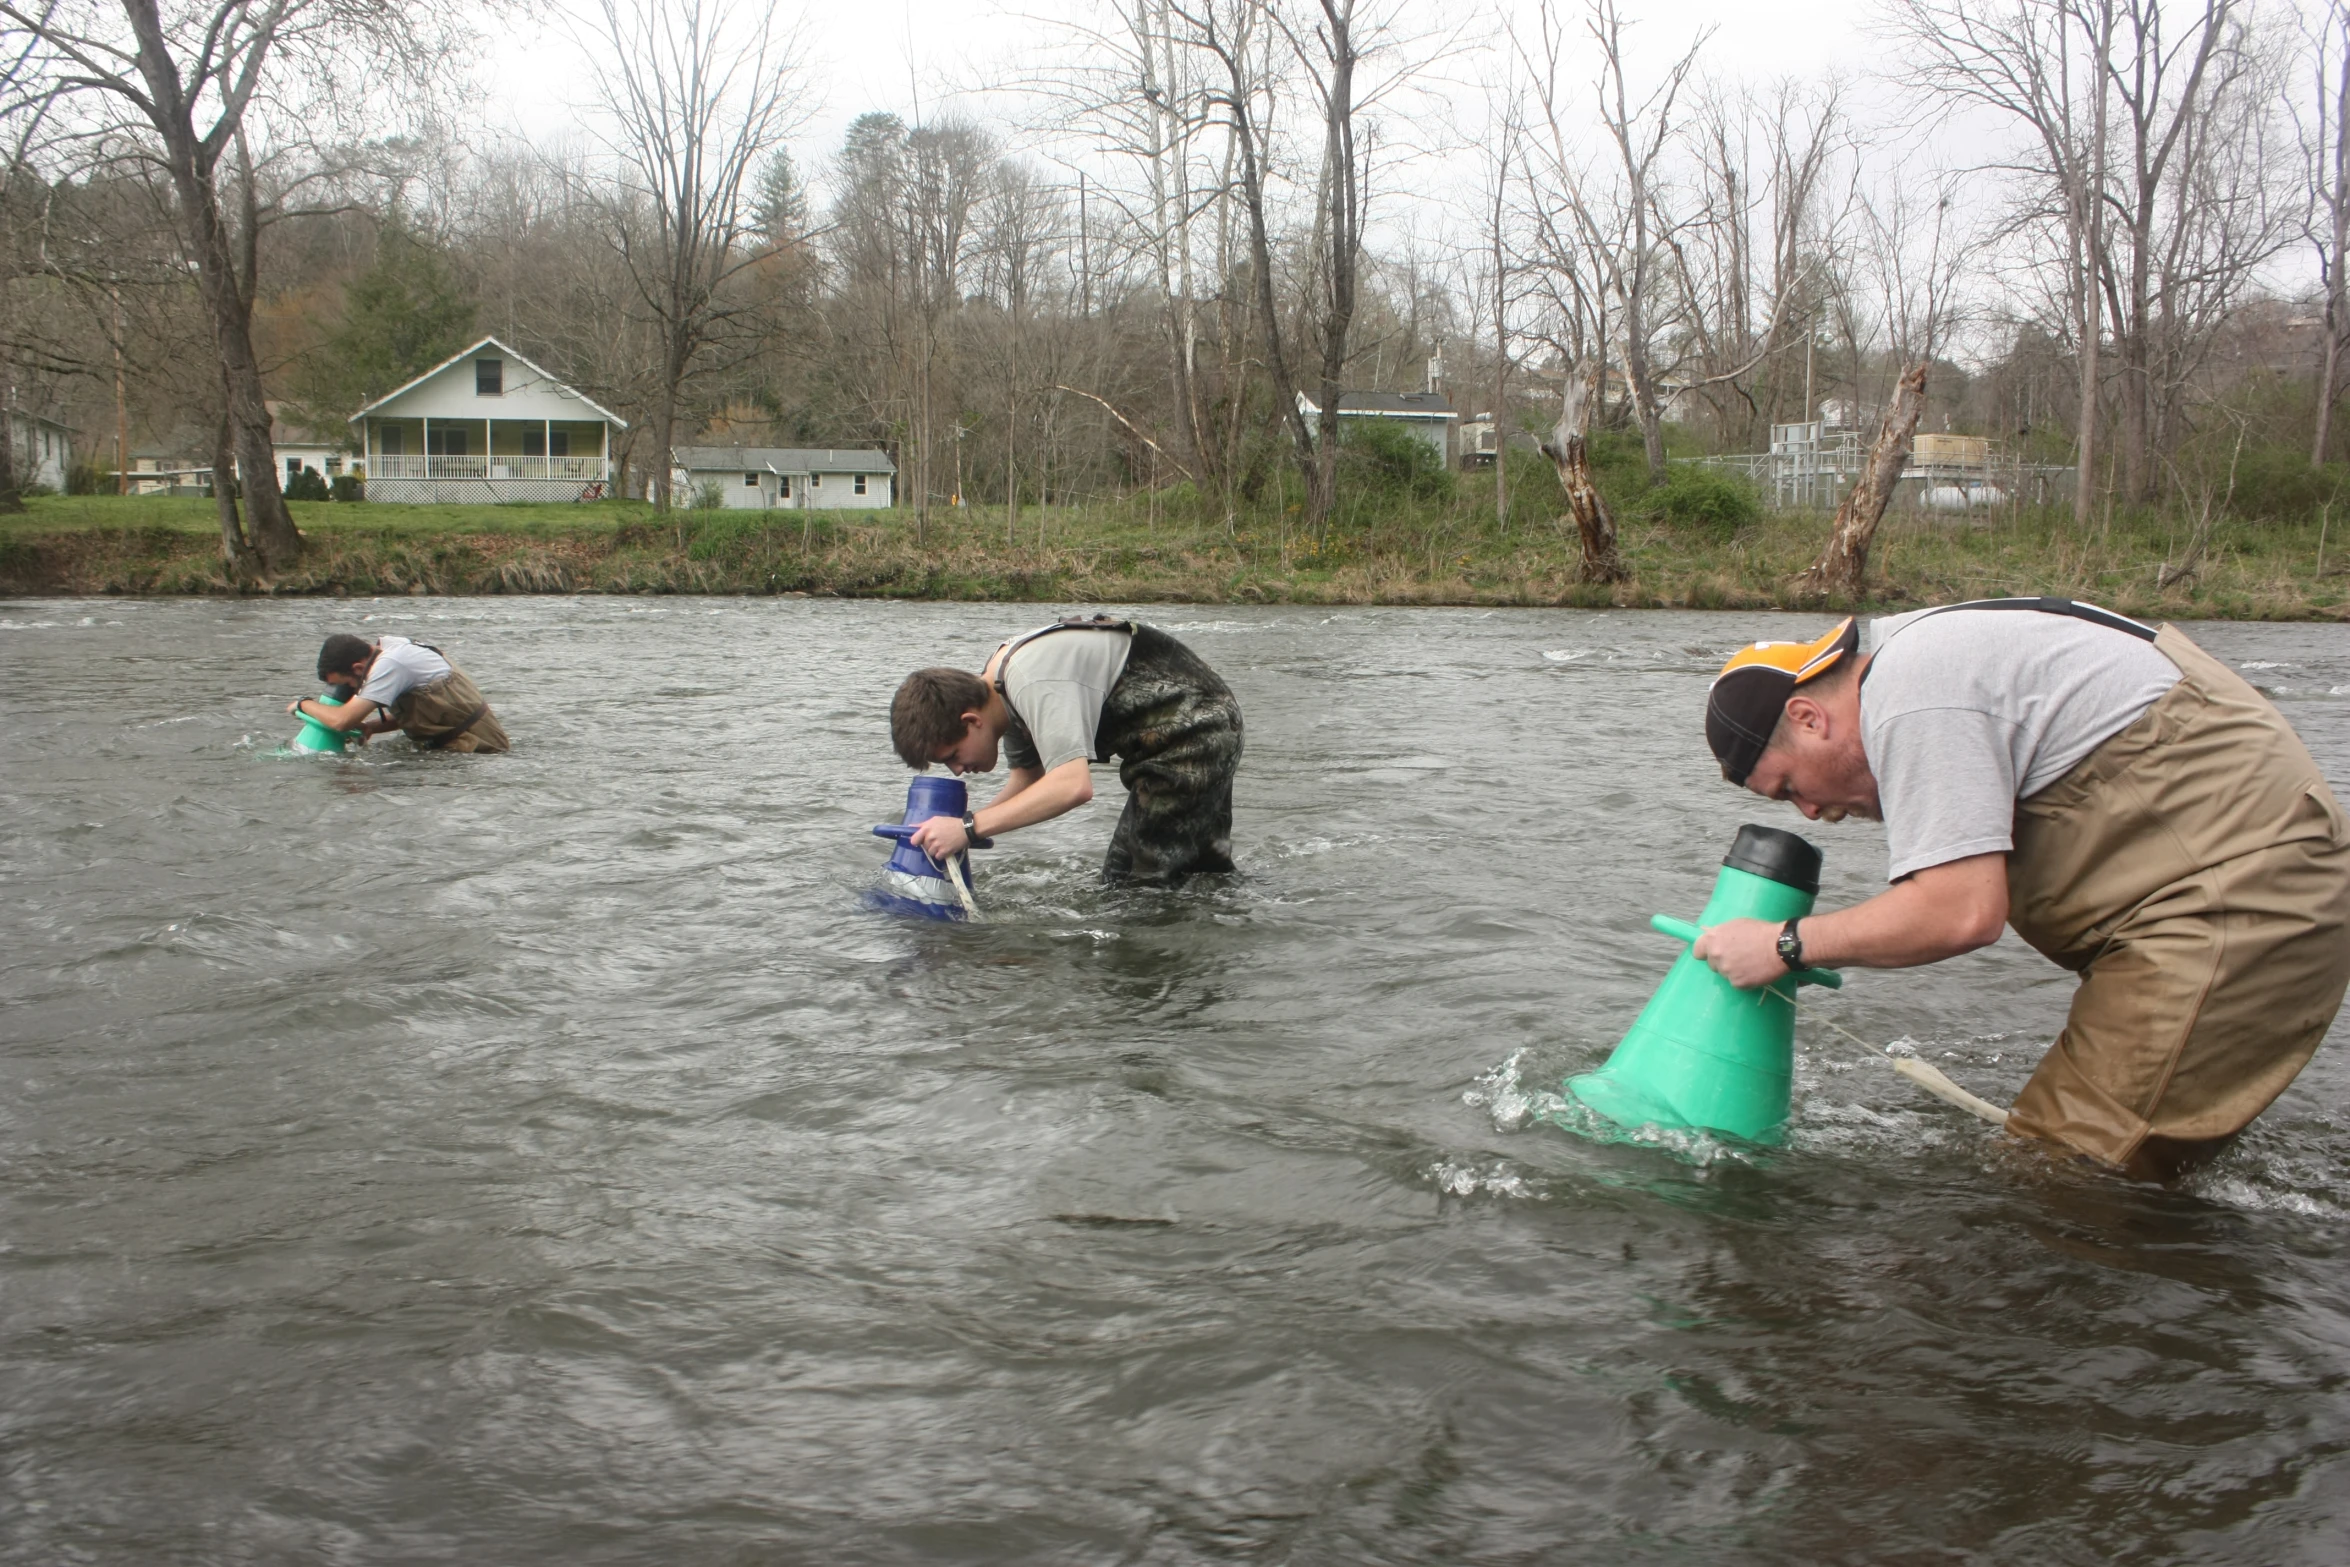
left=1001, top=619, right=1241, bottom=884
left=390, top=669, right=509, bottom=754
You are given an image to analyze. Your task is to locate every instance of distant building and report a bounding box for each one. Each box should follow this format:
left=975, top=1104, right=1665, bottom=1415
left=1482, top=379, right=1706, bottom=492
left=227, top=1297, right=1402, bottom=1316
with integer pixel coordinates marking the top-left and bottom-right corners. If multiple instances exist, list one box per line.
left=262, top=404, right=348, bottom=488
left=126, top=451, right=214, bottom=496
left=5, top=410, right=74, bottom=492
left=1295, top=390, right=1460, bottom=464
left=671, top=446, right=897, bottom=510
left=347, top=336, right=626, bottom=503
left=1458, top=415, right=1545, bottom=468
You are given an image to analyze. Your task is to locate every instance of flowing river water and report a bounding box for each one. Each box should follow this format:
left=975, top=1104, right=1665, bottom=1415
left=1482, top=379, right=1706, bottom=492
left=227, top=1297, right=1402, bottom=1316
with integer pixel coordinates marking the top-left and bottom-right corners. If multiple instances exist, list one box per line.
left=5, top=595, right=2349, bottom=1564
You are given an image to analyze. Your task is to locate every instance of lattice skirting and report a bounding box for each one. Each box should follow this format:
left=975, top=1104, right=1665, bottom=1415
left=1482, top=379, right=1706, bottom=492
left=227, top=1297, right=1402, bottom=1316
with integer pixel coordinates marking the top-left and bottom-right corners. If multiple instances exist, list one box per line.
left=367, top=479, right=606, bottom=505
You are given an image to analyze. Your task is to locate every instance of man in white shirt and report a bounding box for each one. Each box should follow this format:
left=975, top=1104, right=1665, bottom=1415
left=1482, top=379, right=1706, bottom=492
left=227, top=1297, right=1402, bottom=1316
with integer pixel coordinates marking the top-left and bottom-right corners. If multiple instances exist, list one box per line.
left=1690, top=598, right=2350, bottom=1179
left=890, top=614, right=1242, bottom=884
left=292, top=633, right=510, bottom=753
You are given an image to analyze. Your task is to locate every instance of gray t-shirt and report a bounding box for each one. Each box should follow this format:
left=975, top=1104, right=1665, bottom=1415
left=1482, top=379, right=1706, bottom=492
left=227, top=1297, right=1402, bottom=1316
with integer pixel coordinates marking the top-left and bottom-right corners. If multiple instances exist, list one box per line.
left=1860, top=608, right=2180, bottom=881
left=356, top=635, right=452, bottom=707
left=999, top=627, right=1134, bottom=772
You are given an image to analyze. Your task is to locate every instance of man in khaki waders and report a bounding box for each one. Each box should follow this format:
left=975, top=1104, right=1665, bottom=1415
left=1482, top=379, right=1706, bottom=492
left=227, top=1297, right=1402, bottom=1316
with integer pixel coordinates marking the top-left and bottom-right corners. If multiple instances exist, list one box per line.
left=292, top=633, right=510, bottom=754
left=1688, top=598, right=2350, bottom=1180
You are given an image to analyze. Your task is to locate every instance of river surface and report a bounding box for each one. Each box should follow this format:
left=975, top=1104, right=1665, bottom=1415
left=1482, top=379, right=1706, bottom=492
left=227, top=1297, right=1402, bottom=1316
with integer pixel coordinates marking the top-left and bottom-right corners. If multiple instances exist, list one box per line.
left=4, top=596, right=2349, bottom=1564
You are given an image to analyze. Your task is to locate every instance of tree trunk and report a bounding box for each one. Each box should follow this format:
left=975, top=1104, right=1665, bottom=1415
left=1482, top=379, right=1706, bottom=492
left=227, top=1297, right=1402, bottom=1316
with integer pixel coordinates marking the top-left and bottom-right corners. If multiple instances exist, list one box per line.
left=1303, top=0, right=1360, bottom=536
left=1794, top=362, right=1928, bottom=600
left=2319, top=24, right=2350, bottom=468
left=1540, top=371, right=1626, bottom=584
left=213, top=395, right=260, bottom=575
left=2318, top=318, right=2344, bottom=468
left=122, top=2, right=300, bottom=574
left=2072, top=1, right=2112, bottom=531
left=0, top=378, right=21, bottom=515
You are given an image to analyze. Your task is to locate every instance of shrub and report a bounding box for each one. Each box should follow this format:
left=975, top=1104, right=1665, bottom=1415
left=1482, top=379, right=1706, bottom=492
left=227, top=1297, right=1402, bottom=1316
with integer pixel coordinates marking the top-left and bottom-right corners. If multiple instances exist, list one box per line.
left=330, top=474, right=365, bottom=503
left=2208, top=447, right=2349, bottom=521
left=1336, top=418, right=1455, bottom=503
left=66, top=460, right=111, bottom=495
left=691, top=479, right=727, bottom=510
left=284, top=466, right=331, bottom=501
left=1642, top=464, right=1761, bottom=541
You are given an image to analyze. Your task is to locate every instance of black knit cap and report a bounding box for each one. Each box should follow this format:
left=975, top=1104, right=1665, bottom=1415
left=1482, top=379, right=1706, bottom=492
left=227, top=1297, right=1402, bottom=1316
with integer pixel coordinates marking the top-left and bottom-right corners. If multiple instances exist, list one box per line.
left=1705, top=618, right=1859, bottom=785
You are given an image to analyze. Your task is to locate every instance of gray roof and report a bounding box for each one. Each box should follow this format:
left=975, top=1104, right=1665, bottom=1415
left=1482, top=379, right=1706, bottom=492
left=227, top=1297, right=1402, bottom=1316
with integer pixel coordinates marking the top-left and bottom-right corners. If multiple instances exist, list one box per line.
left=1295, top=389, right=1459, bottom=420
left=674, top=445, right=896, bottom=474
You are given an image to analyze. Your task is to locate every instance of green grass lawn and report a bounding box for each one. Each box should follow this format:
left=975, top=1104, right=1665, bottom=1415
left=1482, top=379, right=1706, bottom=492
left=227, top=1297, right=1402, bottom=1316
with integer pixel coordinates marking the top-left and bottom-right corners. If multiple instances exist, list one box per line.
left=7, top=494, right=659, bottom=537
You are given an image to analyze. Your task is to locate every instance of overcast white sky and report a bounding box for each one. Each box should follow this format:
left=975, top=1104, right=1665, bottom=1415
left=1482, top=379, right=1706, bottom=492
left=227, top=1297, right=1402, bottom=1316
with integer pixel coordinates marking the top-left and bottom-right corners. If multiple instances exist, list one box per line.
left=484, top=0, right=1891, bottom=197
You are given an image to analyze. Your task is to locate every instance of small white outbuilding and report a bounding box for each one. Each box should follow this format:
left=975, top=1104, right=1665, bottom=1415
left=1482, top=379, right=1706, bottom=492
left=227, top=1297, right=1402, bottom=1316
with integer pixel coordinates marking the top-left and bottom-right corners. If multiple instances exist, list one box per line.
left=671, top=446, right=897, bottom=510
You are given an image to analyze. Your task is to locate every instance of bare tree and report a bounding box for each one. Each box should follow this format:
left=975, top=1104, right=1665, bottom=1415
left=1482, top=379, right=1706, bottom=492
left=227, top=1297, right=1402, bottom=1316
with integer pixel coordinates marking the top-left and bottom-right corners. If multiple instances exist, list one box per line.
left=1892, top=0, right=2114, bottom=527
left=1796, top=360, right=1928, bottom=599
left=1674, top=77, right=1847, bottom=448
left=2307, top=2, right=2350, bottom=465
left=1540, top=365, right=1625, bottom=582
left=592, top=0, right=808, bottom=512
left=2095, top=0, right=2275, bottom=504
left=4, top=0, right=458, bottom=572
left=1519, top=0, right=1706, bottom=486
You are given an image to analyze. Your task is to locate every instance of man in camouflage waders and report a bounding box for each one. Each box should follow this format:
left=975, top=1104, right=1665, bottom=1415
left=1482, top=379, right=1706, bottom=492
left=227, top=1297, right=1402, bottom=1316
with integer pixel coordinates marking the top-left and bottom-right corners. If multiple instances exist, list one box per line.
left=292, top=633, right=511, bottom=754
left=892, top=614, right=1242, bottom=884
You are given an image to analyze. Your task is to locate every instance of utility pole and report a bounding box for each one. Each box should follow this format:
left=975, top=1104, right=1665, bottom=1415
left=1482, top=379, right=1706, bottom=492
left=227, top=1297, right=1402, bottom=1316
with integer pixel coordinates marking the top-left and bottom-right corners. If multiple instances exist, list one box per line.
left=112, top=284, right=127, bottom=494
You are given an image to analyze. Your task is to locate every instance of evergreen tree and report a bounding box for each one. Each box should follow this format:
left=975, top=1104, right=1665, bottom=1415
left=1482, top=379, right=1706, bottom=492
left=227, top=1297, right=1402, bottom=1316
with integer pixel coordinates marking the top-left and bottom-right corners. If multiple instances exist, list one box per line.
left=313, top=215, right=477, bottom=413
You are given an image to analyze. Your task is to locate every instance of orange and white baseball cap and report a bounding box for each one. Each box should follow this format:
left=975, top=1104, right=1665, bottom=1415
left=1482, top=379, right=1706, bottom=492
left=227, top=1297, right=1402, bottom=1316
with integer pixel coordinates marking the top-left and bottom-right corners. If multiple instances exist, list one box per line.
left=1705, top=618, right=1859, bottom=784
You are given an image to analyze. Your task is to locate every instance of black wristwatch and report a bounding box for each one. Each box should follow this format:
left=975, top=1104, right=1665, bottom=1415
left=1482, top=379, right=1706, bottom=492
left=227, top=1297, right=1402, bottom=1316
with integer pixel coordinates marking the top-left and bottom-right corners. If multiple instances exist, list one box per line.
left=1776, top=918, right=1805, bottom=973
left=960, top=811, right=993, bottom=849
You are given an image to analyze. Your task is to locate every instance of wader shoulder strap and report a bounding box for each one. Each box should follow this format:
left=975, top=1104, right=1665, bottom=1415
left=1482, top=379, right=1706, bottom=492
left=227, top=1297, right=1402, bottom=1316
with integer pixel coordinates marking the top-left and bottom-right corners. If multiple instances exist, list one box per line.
left=1930, top=597, right=2156, bottom=640
left=991, top=614, right=1136, bottom=698
left=1864, top=597, right=2155, bottom=685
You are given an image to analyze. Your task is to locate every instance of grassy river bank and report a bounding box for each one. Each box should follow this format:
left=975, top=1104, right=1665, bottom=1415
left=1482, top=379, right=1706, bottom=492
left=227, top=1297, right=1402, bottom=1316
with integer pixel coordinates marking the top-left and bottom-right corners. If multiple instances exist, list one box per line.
left=3, top=489, right=2345, bottom=619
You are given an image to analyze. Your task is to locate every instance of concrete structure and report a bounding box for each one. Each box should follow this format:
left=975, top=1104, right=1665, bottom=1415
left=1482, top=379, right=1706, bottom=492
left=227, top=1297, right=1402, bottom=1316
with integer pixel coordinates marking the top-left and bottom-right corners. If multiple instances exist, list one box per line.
left=348, top=336, right=624, bottom=503
left=5, top=410, right=74, bottom=492
left=671, top=446, right=896, bottom=510
left=1295, top=390, right=1460, bottom=465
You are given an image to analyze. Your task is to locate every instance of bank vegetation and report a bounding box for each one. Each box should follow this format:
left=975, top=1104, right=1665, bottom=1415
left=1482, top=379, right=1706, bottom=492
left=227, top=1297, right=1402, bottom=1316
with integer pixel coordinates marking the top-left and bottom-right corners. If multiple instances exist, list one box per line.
left=7, top=445, right=2342, bottom=621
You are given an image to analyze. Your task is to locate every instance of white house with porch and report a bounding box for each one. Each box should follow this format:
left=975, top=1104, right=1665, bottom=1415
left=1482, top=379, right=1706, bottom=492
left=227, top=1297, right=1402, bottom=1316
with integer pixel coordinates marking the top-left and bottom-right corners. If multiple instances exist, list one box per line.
left=348, top=336, right=624, bottom=503
left=671, top=446, right=896, bottom=509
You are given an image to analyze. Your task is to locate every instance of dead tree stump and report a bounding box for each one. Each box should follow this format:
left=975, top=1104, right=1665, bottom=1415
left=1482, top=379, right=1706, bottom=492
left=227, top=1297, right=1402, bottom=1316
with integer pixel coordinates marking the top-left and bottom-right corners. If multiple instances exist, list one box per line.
left=1794, top=362, right=1929, bottom=602
left=1541, top=372, right=1628, bottom=585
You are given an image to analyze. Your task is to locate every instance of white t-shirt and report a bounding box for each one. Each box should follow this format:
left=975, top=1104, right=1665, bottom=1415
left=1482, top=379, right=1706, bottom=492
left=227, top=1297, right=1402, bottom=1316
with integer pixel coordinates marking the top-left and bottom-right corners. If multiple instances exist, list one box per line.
left=1860, top=608, right=2181, bottom=881
left=356, top=635, right=453, bottom=707
left=1000, top=627, right=1134, bottom=772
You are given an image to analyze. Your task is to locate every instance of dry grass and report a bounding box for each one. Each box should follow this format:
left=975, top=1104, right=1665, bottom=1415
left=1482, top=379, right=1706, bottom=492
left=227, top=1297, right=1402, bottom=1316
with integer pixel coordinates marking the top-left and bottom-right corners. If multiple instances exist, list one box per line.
left=4, top=490, right=2343, bottom=620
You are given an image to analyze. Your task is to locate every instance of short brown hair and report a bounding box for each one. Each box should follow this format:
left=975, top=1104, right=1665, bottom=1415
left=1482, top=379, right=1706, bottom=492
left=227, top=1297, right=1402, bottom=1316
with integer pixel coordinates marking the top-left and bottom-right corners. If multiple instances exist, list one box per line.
left=891, top=667, right=990, bottom=768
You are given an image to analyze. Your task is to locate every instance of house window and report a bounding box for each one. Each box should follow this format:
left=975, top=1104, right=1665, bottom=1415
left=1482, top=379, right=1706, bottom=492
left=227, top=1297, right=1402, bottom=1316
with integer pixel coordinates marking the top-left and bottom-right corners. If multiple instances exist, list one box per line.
left=379, top=426, right=404, bottom=455
left=779, top=475, right=791, bottom=498
left=853, top=474, right=868, bottom=495
left=286, top=457, right=302, bottom=481
left=476, top=359, right=502, bottom=395
left=426, top=426, right=468, bottom=456
left=550, top=431, right=569, bottom=457
left=523, top=431, right=543, bottom=457
left=810, top=473, right=821, bottom=488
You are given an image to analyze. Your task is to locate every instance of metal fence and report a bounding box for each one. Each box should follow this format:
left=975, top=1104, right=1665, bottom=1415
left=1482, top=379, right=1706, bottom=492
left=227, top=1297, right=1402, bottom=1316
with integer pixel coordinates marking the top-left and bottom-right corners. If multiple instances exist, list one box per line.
left=1696, top=441, right=2076, bottom=515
